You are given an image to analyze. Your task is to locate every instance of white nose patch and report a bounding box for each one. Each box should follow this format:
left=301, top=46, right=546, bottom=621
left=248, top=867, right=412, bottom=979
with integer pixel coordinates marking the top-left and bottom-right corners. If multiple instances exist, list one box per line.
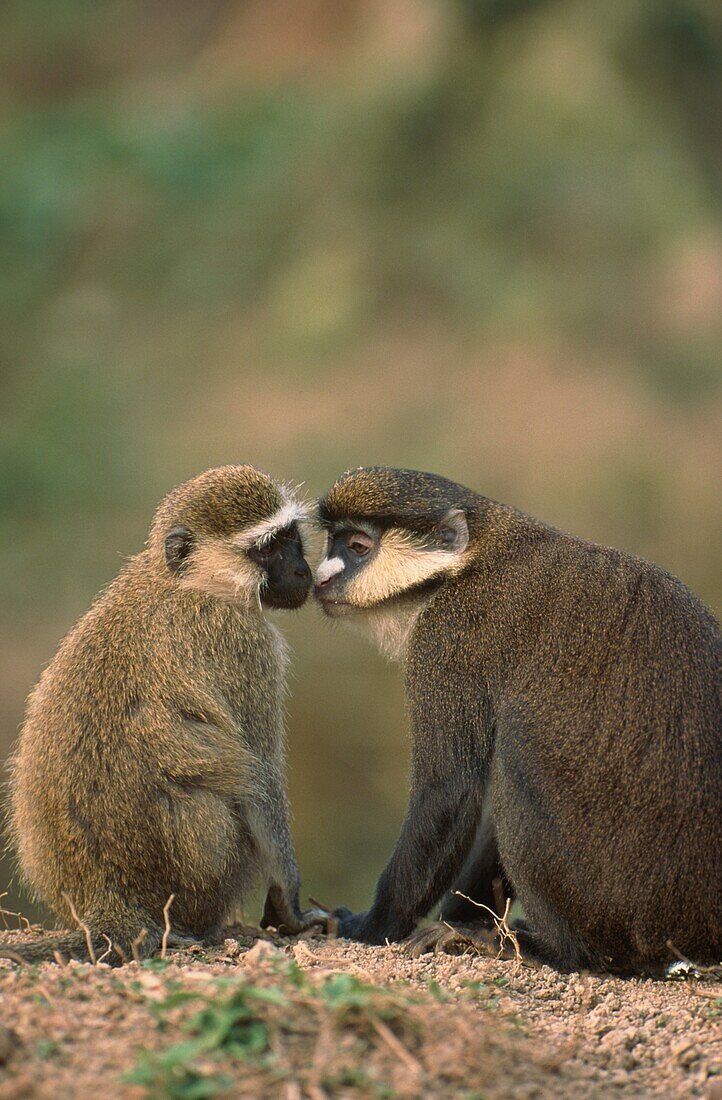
left=315, top=556, right=345, bottom=584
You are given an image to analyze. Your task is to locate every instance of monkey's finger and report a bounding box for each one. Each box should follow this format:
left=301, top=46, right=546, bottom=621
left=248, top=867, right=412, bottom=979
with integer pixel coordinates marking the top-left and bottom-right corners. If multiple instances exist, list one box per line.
left=165, top=932, right=199, bottom=948
left=404, top=921, right=484, bottom=959
left=299, top=908, right=330, bottom=927
left=403, top=925, right=446, bottom=958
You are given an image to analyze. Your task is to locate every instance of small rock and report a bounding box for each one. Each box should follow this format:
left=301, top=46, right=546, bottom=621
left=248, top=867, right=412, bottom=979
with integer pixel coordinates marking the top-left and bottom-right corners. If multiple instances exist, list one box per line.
left=242, top=938, right=281, bottom=965
left=292, top=941, right=318, bottom=967
left=623, top=1030, right=642, bottom=1050
left=222, top=938, right=243, bottom=959
left=671, top=1039, right=699, bottom=1067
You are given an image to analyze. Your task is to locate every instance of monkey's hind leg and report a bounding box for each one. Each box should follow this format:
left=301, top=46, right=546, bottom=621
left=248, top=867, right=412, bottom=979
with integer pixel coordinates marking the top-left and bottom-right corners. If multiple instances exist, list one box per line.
left=405, top=912, right=587, bottom=970
left=404, top=920, right=504, bottom=959
left=406, top=809, right=519, bottom=958
left=436, top=806, right=513, bottom=924
left=0, top=906, right=165, bottom=967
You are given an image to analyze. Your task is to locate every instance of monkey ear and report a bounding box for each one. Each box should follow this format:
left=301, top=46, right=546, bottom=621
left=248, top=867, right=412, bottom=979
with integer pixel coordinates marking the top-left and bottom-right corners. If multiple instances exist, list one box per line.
left=165, top=526, right=194, bottom=573
left=437, top=509, right=469, bottom=554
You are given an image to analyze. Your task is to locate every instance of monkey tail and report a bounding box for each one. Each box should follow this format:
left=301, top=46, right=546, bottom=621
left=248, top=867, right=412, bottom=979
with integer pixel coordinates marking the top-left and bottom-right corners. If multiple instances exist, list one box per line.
left=0, top=921, right=162, bottom=967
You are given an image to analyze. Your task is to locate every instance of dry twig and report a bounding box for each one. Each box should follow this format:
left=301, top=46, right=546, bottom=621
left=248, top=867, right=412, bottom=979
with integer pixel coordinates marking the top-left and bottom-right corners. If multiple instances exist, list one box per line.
left=307, top=896, right=332, bottom=914
left=666, top=940, right=722, bottom=981
left=371, top=1017, right=423, bottom=1077
left=0, top=892, right=34, bottom=933
left=666, top=940, right=695, bottom=967
left=61, top=892, right=96, bottom=965
left=0, top=947, right=25, bottom=964
left=454, top=891, right=522, bottom=967
left=96, top=933, right=114, bottom=965
left=131, top=927, right=148, bottom=963
left=161, top=894, right=175, bottom=960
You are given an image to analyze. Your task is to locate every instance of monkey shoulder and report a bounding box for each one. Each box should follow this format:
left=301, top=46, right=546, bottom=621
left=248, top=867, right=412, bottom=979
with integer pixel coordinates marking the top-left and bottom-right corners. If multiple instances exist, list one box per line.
left=21, top=556, right=284, bottom=761
left=403, top=574, right=488, bottom=706
left=405, top=529, right=720, bottom=702
left=20, top=561, right=154, bottom=724
left=538, top=537, right=721, bottom=656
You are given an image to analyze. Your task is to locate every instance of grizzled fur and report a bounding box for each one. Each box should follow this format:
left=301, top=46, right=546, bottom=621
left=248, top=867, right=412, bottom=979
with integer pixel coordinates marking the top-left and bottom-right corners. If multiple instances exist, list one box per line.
left=318, top=466, right=485, bottom=537
left=317, top=466, right=722, bottom=973
left=5, top=465, right=316, bottom=965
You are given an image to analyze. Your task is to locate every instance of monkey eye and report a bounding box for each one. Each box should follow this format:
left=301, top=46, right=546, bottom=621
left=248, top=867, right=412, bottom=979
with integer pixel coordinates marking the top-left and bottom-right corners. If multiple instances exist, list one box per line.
left=347, top=532, right=374, bottom=558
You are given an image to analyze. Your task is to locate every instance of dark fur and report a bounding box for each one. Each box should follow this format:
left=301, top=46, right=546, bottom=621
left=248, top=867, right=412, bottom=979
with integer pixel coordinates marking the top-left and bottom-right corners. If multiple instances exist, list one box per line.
left=318, top=467, right=722, bottom=973
left=4, top=465, right=315, bottom=965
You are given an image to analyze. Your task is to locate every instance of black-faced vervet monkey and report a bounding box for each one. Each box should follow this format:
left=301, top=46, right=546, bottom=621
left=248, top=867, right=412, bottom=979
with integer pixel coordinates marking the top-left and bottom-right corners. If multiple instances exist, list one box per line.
left=314, top=467, right=722, bottom=974
left=4, top=465, right=322, bottom=965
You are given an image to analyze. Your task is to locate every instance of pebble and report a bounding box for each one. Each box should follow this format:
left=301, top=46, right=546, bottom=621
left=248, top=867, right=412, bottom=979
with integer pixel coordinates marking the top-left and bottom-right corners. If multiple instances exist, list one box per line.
left=242, top=938, right=282, bottom=965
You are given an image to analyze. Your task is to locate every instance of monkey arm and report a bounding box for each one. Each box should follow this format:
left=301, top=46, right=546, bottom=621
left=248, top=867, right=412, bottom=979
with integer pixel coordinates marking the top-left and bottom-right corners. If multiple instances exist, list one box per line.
left=336, top=611, right=494, bottom=945
left=247, top=767, right=299, bottom=911
left=336, top=765, right=483, bottom=944
left=244, top=765, right=324, bottom=933
left=167, top=698, right=314, bottom=931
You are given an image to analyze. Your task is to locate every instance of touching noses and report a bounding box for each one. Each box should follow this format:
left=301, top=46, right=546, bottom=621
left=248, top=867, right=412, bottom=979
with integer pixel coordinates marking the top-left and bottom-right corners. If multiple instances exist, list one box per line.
left=314, top=557, right=345, bottom=588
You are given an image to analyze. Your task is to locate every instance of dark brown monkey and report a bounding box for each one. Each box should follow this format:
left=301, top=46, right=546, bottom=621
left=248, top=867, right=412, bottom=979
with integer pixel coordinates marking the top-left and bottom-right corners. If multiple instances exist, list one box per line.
left=314, top=466, right=722, bottom=974
left=4, top=465, right=321, bottom=965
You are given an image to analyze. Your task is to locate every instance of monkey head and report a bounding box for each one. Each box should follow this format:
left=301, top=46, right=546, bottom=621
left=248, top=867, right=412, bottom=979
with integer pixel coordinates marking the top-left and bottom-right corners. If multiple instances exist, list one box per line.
left=150, top=465, right=312, bottom=609
left=314, top=467, right=474, bottom=616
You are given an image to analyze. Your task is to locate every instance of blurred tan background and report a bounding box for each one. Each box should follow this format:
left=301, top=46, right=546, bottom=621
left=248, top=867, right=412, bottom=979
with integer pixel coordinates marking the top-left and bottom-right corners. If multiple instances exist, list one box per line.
left=1, top=0, right=720, bottom=924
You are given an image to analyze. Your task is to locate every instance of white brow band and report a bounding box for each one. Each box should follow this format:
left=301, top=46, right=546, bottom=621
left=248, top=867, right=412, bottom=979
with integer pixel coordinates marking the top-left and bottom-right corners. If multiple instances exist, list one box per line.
left=235, top=500, right=310, bottom=549
left=315, top=556, right=345, bottom=584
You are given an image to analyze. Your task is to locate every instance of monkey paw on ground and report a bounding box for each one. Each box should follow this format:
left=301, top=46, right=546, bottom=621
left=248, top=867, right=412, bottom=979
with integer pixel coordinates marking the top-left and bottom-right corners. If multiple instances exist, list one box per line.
left=403, top=921, right=512, bottom=960
left=293, top=908, right=330, bottom=934
left=261, top=910, right=329, bottom=937
left=330, top=908, right=390, bottom=944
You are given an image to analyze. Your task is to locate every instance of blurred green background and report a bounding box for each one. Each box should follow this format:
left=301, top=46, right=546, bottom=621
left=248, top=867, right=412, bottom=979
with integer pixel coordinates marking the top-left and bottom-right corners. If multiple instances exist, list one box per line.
left=1, top=0, right=720, bottom=925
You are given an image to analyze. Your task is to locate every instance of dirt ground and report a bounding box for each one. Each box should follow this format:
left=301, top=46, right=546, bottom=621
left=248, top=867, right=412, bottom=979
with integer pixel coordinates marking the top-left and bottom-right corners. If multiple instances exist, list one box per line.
left=0, top=926, right=720, bottom=1099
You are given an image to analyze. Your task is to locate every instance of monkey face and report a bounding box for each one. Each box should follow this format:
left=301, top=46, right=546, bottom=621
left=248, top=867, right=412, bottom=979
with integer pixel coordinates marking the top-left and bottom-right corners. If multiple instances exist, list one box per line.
left=314, top=511, right=468, bottom=614
left=248, top=524, right=312, bottom=610
left=160, top=472, right=313, bottom=610
left=314, top=467, right=474, bottom=615
left=313, top=524, right=380, bottom=615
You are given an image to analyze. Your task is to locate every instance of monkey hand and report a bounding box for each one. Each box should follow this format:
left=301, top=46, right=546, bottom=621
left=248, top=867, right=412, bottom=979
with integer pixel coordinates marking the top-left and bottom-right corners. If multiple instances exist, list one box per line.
left=332, top=907, right=388, bottom=944
left=291, top=907, right=329, bottom=934
left=260, top=888, right=327, bottom=935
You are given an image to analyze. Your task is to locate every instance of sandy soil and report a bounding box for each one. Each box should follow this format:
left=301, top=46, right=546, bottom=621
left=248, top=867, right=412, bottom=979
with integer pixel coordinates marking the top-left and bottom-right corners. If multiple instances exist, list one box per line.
left=0, top=927, right=720, bottom=1098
